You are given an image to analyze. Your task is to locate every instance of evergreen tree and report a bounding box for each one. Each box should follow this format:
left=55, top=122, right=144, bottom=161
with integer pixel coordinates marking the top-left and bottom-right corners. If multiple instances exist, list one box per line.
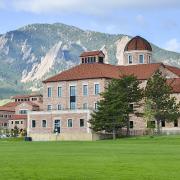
left=90, top=75, right=143, bottom=139
left=145, top=71, right=180, bottom=134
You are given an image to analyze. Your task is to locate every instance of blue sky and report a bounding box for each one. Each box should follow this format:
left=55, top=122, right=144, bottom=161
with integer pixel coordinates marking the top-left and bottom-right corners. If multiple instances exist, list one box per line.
left=0, top=0, right=180, bottom=52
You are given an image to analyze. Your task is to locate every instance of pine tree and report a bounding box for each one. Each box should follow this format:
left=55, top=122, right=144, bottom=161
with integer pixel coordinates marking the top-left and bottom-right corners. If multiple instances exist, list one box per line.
left=145, top=71, right=180, bottom=134
left=90, top=75, right=143, bottom=139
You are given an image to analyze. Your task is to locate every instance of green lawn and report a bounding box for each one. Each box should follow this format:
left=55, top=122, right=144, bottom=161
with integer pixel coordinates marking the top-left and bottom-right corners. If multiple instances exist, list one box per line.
left=0, top=136, right=180, bottom=180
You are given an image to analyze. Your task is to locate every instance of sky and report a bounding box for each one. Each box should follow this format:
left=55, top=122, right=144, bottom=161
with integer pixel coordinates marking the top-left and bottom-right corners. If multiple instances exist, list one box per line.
left=0, top=0, right=180, bottom=52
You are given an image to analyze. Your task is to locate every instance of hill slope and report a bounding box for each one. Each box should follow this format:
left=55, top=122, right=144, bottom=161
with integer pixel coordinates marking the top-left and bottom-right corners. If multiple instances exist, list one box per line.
left=0, top=23, right=180, bottom=98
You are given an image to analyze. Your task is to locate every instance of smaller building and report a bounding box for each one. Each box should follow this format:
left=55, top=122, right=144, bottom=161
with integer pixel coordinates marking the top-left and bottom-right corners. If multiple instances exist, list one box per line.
left=0, top=107, right=14, bottom=128
left=8, top=115, right=27, bottom=130
left=0, top=93, right=43, bottom=131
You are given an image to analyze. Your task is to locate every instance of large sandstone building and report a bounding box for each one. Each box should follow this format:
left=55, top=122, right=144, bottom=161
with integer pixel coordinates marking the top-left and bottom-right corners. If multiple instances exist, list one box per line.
left=27, top=36, right=180, bottom=141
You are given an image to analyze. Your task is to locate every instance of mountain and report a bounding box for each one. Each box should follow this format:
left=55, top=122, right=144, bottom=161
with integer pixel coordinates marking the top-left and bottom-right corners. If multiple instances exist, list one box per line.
left=0, top=23, right=180, bottom=98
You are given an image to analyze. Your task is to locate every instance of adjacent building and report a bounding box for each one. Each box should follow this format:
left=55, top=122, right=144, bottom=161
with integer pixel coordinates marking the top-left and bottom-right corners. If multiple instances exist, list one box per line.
left=0, top=94, right=43, bottom=131
left=27, top=36, right=180, bottom=141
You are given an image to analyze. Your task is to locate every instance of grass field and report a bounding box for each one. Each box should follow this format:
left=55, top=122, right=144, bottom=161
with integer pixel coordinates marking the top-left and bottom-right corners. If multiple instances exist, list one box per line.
left=0, top=136, right=180, bottom=180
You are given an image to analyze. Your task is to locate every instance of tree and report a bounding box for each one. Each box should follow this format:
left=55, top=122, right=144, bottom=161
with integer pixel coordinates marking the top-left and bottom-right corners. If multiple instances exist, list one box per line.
left=143, top=99, right=155, bottom=135
left=90, top=75, right=143, bottom=139
left=145, top=71, right=180, bottom=134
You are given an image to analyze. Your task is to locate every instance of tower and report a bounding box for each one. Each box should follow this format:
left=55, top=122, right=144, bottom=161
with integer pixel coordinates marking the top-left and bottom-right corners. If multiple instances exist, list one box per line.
left=124, top=36, right=152, bottom=65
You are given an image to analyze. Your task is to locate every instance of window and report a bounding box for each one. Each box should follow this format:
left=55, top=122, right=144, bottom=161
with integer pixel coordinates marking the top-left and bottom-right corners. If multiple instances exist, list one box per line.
left=19, top=110, right=28, bottom=114
left=130, top=121, right=134, bottom=129
left=148, top=55, right=151, bottom=63
left=70, top=102, right=76, bottom=110
left=42, top=120, right=47, bottom=128
left=47, top=105, right=52, bottom=111
left=95, top=103, right=98, bottom=110
left=98, top=57, right=104, bottom=63
left=90, top=57, right=93, bottom=63
left=32, top=98, right=37, bottom=101
left=70, top=85, right=76, bottom=110
left=15, top=121, right=19, bottom=124
left=129, top=104, right=134, bottom=112
left=67, top=119, right=73, bottom=127
left=147, top=121, right=155, bottom=128
left=21, top=121, right=23, bottom=124
left=139, top=55, right=144, bottom=64
left=128, top=54, right=133, bottom=64
left=57, top=104, right=62, bottom=110
left=83, top=103, right=88, bottom=109
left=54, top=120, right=60, bottom=133
left=161, top=120, right=165, bottom=127
left=83, top=85, right=88, bottom=96
left=48, top=87, right=52, bottom=97
left=57, top=87, right=62, bottom=97
left=174, top=120, right=178, bottom=127
left=11, top=121, right=13, bottom=124
left=94, top=84, right=100, bottom=95
left=82, top=58, right=84, bottom=63
left=93, top=57, right=96, bottom=62
left=32, top=120, right=36, bottom=128
left=88, top=57, right=90, bottom=63
left=80, top=119, right=85, bottom=127
left=70, top=86, right=76, bottom=96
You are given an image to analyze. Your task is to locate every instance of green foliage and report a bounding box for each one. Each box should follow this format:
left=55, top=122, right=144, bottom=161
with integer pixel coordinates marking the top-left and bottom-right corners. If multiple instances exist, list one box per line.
left=90, top=75, right=143, bottom=137
left=145, top=71, right=180, bottom=134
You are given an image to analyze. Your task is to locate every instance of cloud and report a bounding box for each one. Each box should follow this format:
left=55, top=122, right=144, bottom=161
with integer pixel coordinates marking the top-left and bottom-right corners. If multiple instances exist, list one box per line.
left=1, top=0, right=180, bottom=15
left=165, top=38, right=180, bottom=52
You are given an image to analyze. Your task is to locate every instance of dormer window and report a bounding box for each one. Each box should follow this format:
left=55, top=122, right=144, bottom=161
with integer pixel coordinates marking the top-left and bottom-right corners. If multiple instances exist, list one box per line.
left=80, top=51, right=105, bottom=64
left=139, top=54, right=144, bottom=64
left=128, top=54, right=133, bottom=64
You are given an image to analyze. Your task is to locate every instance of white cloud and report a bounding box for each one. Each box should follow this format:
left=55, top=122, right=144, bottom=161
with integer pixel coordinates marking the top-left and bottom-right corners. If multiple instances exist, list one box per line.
left=165, top=38, right=180, bottom=52
left=1, top=0, right=180, bottom=15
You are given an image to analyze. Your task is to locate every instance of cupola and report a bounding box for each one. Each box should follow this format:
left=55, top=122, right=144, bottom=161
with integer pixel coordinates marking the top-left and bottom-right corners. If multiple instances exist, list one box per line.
left=80, top=50, right=105, bottom=64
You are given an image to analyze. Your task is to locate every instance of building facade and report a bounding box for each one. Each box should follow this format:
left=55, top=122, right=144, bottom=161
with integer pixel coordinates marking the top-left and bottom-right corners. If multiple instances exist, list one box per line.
left=0, top=94, right=43, bottom=131
left=27, top=36, right=180, bottom=141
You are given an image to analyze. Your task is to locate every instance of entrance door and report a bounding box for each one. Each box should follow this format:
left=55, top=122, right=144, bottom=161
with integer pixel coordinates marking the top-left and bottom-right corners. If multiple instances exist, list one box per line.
left=54, top=120, right=61, bottom=133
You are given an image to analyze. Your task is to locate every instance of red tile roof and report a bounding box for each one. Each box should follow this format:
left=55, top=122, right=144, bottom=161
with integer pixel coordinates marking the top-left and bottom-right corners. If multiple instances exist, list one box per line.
left=3, top=102, right=22, bottom=110
left=165, top=65, right=180, bottom=77
left=9, top=115, right=27, bottom=120
left=124, top=36, right=152, bottom=51
left=118, top=63, right=162, bottom=80
left=12, top=94, right=42, bottom=99
left=43, top=63, right=162, bottom=83
left=0, top=106, right=15, bottom=112
left=167, top=78, right=180, bottom=93
left=2, top=101, right=39, bottom=111
left=80, top=50, right=105, bottom=57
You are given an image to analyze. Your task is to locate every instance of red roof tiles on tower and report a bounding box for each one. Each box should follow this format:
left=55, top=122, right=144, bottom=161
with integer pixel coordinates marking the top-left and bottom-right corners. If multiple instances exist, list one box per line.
left=124, top=36, right=152, bottom=51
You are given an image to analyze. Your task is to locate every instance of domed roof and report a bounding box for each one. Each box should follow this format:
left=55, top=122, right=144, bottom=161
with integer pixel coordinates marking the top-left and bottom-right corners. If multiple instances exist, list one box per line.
left=124, top=36, right=152, bottom=52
